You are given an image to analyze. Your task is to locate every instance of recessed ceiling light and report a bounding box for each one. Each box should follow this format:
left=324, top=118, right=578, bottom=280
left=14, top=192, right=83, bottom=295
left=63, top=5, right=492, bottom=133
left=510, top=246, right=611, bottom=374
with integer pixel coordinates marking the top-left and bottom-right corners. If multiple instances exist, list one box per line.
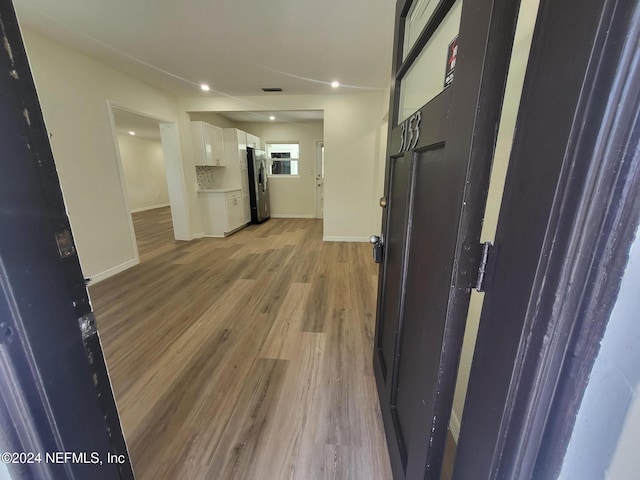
left=200, top=83, right=210, bottom=92
left=331, top=80, right=340, bottom=88
left=269, top=115, right=275, bottom=121
left=128, top=131, right=136, bottom=135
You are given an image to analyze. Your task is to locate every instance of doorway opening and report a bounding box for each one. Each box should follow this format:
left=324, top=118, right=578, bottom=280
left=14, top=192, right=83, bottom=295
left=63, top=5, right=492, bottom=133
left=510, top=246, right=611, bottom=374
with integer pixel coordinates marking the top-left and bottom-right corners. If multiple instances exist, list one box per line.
left=110, top=108, right=171, bottom=262
left=107, top=104, right=190, bottom=265
left=189, top=110, right=324, bottom=224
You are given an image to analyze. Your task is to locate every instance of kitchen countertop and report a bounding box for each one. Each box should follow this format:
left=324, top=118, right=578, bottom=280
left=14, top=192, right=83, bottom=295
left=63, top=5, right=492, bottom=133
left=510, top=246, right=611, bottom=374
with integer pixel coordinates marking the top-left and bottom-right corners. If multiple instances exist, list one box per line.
left=197, top=188, right=241, bottom=193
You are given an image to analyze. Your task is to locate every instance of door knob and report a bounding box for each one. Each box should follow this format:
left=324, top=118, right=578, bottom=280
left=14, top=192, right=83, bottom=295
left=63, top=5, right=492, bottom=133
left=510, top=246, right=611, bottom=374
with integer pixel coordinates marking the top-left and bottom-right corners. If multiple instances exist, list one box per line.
left=379, top=196, right=387, bottom=208
left=370, top=235, right=383, bottom=263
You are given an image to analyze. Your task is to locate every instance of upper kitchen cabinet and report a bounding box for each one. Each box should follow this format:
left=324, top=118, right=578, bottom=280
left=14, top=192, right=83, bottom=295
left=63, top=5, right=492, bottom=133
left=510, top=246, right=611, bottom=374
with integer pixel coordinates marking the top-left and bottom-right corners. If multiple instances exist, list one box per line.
left=191, top=121, right=226, bottom=166
left=246, top=133, right=261, bottom=150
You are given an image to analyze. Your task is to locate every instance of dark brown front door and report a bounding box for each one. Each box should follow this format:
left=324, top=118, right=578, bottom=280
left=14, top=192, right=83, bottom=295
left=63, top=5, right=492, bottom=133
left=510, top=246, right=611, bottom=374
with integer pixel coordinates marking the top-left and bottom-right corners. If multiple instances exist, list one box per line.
left=372, top=0, right=520, bottom=478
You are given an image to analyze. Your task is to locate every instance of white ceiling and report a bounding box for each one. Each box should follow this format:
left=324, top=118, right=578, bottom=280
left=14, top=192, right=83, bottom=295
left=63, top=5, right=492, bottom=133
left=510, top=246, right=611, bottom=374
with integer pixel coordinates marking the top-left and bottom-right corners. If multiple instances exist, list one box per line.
left=216, top=110, right=324, bottom=123
left=13, top=0, right=396, bottom=97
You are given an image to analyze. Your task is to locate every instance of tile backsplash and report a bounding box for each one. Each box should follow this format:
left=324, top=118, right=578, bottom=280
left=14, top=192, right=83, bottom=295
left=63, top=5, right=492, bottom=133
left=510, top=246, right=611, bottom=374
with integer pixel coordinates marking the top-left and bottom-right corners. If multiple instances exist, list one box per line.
left=196, top=166, right=216, bottom=189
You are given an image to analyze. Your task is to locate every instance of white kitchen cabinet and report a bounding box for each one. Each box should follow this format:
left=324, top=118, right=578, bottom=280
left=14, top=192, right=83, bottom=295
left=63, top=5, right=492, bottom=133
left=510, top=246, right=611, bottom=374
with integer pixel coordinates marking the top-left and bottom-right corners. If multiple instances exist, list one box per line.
left=223, top=129, right=252, bottom=223
left=225, top=195, right=244, bottom=232
left=191, top=121, right=226, bottom=166
left=246, top=133, right=261, bottom=150
left=198, top=189, right=245, bottom=237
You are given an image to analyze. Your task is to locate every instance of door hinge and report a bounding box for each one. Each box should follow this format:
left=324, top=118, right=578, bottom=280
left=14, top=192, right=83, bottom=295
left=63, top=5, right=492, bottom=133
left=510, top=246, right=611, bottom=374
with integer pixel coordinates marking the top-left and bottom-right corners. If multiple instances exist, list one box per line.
left=475, top=242, right=494, bottom=292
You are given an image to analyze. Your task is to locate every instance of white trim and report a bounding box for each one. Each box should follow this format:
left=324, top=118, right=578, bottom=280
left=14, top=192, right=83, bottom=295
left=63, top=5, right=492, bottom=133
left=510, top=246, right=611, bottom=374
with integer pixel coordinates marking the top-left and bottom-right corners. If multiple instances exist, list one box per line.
left=271, top=214, right=316, bottom=219
left=105, top=103, right=141, bottom=266
left=192, top=232, right=205, bottom=239
left=322, top=236, right=370, bottom=242
left=199, top=224, right=248, bottom=238
left=449, top=411, right=461, bottom=442
left=315, top=140, right=324, bottom=219
left=159, top=123, right=192, bottom=240
left=88, top=258, right=139, bottom=285
left=130, top=203, right=170, bottom=213
left=106, top=101, right=174, bottom=124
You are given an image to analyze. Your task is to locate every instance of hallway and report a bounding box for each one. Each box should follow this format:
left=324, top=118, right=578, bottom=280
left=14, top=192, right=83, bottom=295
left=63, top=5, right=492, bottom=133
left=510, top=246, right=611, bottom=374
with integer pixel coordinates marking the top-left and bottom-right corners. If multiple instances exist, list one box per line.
left=89, top=208, right=392, bottom=479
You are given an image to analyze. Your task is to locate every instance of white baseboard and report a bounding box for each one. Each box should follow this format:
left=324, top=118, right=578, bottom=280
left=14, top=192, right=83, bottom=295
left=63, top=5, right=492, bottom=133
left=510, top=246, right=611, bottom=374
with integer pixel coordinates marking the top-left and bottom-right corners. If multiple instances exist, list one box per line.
left=449, top=411, right=461, bottom=442
left=270, top=214, right=316, bottom=219
left=322, top=236, right=370, bottom=242
left=130, top=203, right=170, bottom=213
left=192, top=232, right=205, bottom=239
left=88, top=258, right=139, bottom=285
left=199, top=223, right=248, bottom=239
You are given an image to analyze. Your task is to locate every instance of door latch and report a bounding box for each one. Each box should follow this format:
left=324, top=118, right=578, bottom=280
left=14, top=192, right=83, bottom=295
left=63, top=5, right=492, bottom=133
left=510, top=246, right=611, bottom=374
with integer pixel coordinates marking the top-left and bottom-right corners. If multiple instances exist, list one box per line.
left=370, top=235, right=384, bottom=264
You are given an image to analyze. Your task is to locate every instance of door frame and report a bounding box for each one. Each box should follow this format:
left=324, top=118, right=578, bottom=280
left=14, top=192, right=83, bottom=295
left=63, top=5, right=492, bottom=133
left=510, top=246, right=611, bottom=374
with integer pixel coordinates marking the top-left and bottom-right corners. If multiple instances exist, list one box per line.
left=454, top=0, right=640, bottom=477
left=315, top=140, right=324, bottom=219
left=0, top=2, right=134, bottom=478
left=106, top=101, right=191, bottom=255
left=374, top=0, right=522, bottom=477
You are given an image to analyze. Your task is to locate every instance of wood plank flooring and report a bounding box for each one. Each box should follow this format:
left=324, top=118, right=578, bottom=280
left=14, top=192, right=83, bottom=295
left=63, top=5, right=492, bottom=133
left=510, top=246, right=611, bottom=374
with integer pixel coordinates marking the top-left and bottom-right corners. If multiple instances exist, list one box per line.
left=89, top=207, right=392, bottom=480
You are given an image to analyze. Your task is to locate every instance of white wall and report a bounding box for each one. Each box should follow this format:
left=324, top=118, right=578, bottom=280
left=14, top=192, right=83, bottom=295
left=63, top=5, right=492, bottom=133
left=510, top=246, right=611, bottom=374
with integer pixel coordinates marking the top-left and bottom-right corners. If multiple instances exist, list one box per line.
left=239, top=121, right=323, bottom=218
left=22, top=29, right=185, bottom=281
left=323, top=94, right=387, bottom=240
left=371, top=97, right=390, bottom=235
left=607, top=385, right=640, bottom=479
left=116, top=135, right=169, bottom=212
left=189, top=112, right=238, bottom=129
left=181, top=92, right=388, bottom=241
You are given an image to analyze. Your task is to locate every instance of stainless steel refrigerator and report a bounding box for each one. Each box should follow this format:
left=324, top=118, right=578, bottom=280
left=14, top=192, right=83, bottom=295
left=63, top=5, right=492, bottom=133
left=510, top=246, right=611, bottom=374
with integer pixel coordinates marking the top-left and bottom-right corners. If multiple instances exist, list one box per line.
left=246, top=147, right=271, bottom=223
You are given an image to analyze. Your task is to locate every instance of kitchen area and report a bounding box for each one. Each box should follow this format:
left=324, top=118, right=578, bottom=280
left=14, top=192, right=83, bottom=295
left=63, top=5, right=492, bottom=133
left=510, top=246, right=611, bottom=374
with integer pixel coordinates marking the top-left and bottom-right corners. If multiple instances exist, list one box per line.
left=193, top=121, right=270, bottom=237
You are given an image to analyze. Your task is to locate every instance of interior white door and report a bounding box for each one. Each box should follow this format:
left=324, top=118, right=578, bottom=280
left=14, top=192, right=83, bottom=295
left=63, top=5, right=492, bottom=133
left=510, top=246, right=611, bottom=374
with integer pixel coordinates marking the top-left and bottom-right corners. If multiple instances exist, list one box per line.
left=315, top=142, right=324, bottom=218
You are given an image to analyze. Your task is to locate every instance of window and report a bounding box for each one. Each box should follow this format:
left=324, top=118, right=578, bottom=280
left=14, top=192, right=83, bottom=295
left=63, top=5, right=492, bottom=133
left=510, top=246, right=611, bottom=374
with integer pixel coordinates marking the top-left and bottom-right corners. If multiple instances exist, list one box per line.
left=266, top=143, right=299, bottom=176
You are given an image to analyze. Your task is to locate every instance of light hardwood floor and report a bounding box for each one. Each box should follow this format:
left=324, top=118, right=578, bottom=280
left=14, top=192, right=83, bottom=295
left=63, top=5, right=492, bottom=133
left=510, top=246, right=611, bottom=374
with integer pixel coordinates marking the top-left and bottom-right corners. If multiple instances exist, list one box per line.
left=89, top=207, right=392, bottom=480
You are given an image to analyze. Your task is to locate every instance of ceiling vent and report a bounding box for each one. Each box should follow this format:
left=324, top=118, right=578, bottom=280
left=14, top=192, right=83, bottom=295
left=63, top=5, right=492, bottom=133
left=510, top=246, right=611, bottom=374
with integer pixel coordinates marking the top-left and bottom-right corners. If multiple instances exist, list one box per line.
left=262, top=87, right=283, bottom=92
